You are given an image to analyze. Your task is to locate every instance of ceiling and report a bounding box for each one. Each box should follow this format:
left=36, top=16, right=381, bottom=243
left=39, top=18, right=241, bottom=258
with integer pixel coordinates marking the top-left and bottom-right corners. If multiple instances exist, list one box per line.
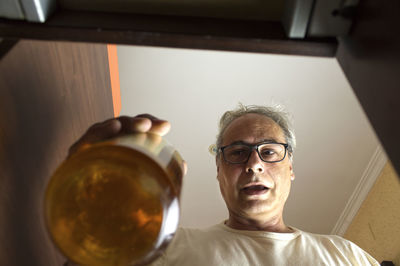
left=117, top=44, right=385, bottom=235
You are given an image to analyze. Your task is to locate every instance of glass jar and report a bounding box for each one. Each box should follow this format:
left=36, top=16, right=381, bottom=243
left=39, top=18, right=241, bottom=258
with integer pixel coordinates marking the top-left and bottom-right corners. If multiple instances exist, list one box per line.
left=44, top=133, right=184, bottom=266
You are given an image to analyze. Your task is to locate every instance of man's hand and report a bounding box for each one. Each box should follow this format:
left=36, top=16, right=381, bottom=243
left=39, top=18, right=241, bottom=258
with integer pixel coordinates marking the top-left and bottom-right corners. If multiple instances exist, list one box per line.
left=68, top=114, right=187, bottom=174
left=68, top=114, right=171, bottom=157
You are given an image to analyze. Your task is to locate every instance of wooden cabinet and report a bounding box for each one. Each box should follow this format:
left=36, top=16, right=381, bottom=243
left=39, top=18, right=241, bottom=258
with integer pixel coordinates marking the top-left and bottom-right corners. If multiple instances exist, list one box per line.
left=0, top=40, right=114, bottom=265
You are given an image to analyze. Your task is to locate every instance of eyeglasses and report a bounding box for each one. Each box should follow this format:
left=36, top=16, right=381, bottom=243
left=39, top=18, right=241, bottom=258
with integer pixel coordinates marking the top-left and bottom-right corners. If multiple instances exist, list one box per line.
left=219, top=142, right=288, bottom=164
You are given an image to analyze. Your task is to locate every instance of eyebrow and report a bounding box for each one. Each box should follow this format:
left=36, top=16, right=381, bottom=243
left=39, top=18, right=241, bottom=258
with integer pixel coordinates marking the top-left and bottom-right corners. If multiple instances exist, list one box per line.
left=228, top=139, right=279, bottom=146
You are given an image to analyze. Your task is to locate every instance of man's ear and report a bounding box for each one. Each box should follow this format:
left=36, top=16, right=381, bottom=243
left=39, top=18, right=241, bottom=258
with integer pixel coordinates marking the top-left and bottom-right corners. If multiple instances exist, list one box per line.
left=289, top=163, right=295, bottom=181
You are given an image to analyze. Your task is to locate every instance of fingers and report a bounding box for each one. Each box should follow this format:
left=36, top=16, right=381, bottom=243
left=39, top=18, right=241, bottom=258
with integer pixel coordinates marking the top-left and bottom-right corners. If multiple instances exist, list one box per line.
left=117, top=116, right=152, bottom=133
left=85, top=119, right=122, bottom=143
left=149, top=120, right=171, bottom=136
left=117, top=115, right=170, bottom=136
left=68, top=114, right=171, bottom=157
left=68, top=119, right=121, bottom=156
left=182, top=160, right=188, bottom=176
left=136, top=114, right=171, bottom=136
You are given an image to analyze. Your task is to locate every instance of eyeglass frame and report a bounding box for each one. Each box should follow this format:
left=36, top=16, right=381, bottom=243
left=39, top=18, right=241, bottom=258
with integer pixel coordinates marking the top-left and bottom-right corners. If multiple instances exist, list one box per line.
left=218, top=142, right=289, bottom=164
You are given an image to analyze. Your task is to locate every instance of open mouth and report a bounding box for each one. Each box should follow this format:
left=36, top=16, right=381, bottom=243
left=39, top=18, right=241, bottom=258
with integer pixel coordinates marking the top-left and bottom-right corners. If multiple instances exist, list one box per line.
left=241, top=185, right=269, bottom=195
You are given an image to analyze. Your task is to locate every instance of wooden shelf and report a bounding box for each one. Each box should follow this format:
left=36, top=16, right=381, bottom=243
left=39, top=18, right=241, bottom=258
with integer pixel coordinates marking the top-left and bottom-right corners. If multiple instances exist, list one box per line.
left=0, top=10, right=337, bottom=57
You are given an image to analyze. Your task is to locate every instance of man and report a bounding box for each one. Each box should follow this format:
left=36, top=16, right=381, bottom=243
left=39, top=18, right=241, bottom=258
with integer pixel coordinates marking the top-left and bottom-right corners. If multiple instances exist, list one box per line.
left=70, top=105, right=379, bottom=265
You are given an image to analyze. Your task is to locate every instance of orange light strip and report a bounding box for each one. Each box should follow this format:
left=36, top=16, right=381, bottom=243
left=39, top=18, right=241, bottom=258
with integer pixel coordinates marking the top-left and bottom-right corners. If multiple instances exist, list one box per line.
left=107, top=44, right=121, bottom=117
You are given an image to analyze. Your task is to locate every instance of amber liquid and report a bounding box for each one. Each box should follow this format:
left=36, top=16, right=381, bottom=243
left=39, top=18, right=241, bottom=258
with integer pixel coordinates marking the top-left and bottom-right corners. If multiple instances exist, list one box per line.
left=45, top=143, right=180, bottom=266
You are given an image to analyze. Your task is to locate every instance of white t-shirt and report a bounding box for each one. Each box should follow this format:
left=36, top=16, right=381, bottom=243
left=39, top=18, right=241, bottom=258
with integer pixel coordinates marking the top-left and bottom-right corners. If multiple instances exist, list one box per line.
left=152, top=222, right=379, bottom=266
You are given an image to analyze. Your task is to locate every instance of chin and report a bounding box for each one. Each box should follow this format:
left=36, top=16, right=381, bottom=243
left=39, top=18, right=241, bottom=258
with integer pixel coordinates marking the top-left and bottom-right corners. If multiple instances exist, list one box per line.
left=241, top=201, right=271, bottom=216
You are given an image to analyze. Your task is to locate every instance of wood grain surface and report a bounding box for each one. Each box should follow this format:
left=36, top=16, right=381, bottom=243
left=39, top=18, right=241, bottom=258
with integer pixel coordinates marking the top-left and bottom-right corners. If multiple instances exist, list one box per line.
left=337, top=0, right=400, bottom=175
left=0, top=40, right=114, bottom=266
left=0, top=10, right=338, bottom=57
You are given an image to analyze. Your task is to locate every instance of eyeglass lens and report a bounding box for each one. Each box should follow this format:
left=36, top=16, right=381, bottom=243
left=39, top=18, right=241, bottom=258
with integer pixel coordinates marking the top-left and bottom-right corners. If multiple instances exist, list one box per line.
left=223, top=143, right=286, bottom=163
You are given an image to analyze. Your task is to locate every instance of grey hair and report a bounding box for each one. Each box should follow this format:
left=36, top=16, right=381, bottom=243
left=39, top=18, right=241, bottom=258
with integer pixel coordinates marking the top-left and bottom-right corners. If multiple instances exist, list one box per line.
left=215, top=104, right=296, bottom=158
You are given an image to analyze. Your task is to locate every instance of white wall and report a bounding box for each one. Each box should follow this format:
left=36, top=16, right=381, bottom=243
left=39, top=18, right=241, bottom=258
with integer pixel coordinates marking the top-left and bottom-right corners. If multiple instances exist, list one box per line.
left=117, top=45, right=382, bottom=234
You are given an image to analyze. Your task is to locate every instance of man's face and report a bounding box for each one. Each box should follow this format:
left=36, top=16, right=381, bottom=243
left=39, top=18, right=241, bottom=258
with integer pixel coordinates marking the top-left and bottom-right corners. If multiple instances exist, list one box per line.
left=216, top=113, right=294, bottom=222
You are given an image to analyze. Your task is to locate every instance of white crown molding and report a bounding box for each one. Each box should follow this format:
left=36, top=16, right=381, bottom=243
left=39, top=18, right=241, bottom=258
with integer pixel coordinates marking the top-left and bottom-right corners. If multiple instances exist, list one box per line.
left=331, top=145, right=387, bottom=236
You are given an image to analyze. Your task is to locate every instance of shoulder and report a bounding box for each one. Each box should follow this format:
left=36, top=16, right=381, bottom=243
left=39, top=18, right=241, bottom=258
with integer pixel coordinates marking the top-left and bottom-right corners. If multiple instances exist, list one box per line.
left=300, top=230, right=359, bottom=248
left=297, top=230, right=380, bottom=265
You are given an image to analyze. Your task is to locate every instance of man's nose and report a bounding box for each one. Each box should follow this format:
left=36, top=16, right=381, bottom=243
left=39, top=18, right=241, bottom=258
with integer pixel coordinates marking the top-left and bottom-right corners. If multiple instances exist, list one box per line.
left=245, top=150, right=264, bottom=173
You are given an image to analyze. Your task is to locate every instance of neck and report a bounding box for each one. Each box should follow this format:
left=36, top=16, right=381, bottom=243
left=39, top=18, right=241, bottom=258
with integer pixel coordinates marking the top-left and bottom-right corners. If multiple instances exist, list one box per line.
left=225, top=212, right=293, bottom=233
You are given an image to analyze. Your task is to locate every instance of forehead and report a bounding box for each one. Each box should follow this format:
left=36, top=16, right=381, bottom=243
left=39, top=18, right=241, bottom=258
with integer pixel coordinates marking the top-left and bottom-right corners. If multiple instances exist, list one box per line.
left=222, top=113, right=285, bottom=145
